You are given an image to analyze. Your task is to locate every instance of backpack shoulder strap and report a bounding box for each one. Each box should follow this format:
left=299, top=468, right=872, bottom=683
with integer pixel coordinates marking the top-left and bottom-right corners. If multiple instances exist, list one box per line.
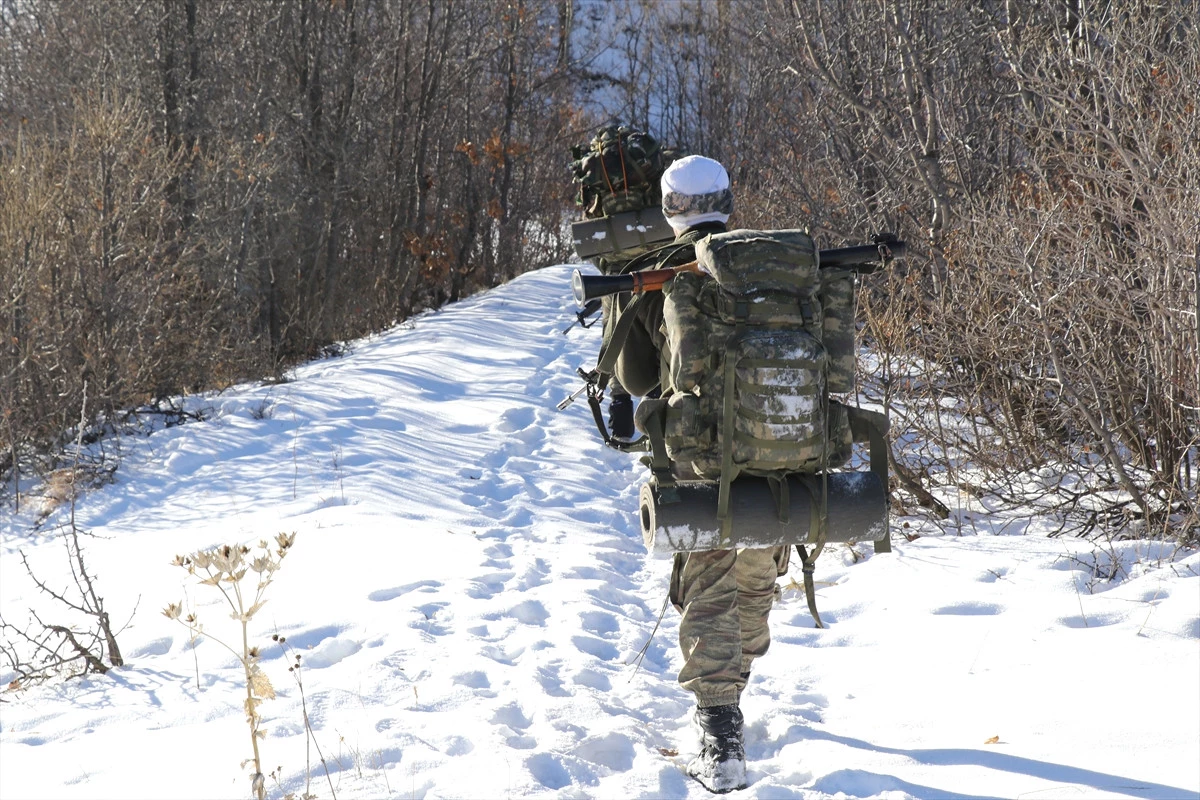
left=593, top=239, right=697, bottom=376
left=595, top=293, right=643, bottom=376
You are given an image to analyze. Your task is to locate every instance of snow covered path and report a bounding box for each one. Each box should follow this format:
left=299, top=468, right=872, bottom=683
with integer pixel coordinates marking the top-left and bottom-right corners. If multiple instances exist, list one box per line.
left=2, top=266, right=1198, bottom=799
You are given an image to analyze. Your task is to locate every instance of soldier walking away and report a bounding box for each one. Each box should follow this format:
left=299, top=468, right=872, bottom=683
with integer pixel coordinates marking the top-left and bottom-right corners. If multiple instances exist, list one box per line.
left=611, top=155, right=777, bottom=793
left=571, top=147, right=900, bottom=792
left=568, top=123, right=683, bottom=441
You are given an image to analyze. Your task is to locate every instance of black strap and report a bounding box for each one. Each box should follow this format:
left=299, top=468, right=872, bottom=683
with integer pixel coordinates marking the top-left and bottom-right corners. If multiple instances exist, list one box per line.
left=614, top=241, right=695, bottom=276
left=584, top=383, right=650, bottom=454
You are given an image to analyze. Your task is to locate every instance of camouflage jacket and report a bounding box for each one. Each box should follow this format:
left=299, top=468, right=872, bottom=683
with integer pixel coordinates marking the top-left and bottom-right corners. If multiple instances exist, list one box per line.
left=611, top=222, right=728, bottom=397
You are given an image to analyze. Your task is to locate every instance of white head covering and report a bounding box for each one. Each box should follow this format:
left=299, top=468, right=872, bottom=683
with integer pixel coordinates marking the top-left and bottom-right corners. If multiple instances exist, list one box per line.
left=660, top=155, right=733, bottom=235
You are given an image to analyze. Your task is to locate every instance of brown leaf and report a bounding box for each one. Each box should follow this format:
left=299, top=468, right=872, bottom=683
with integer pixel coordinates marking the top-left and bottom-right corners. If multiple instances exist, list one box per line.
left=984, top=735, right=1001, bottom=744
left=656, top=747, right=678, bottom=757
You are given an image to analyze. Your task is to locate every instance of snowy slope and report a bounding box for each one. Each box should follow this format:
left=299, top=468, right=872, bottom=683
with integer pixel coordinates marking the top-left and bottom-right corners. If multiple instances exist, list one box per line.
left=1, top=265, right=1197, bottom=800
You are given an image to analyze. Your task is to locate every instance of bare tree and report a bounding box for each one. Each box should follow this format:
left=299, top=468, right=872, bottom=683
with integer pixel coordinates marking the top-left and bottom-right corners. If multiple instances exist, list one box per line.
left=2, top=0, right=1194, bottom=543
left=1, top=0, right=580, bottom=487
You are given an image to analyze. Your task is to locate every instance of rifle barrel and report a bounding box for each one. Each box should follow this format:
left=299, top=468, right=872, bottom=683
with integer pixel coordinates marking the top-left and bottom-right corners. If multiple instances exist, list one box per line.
left=819, top=240, right=906, bottom=269
left=572, top=239, right=905, bottom=305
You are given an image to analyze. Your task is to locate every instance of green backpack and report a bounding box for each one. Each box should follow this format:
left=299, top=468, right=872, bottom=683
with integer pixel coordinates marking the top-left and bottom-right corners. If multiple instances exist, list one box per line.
left=569, top=126, right=680, bottom=271
left=653, top=229, right=861, bottom=510
left=570, top=124, right=668, bottom=219
left=613, top=228, right=893, bottom=628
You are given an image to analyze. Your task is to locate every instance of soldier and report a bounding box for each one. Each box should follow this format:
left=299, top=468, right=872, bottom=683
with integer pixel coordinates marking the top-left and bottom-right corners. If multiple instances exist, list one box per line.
left=570, top=123, right=681, bottom=441
left=612, top=155, right=782, bottom=794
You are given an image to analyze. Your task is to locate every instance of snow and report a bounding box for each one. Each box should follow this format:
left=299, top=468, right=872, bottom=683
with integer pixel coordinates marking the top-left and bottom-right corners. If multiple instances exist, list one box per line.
left=2, top=264, right=1198, bottom=800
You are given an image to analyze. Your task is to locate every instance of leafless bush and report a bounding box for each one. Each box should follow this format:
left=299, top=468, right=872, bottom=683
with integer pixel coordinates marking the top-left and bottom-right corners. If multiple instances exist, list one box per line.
left=0, top=520, right=126, bottom=685
left=1, top=0, right=579, bottom=487
left=716, top=0, right=1198, bottom=542
left=36, top=460, right=117, bottom=520
left=919, top=4, right=1199, bottom=541
left=1, top=93, right=250, bottom=487
left=1, top=383, right=126, bottom=685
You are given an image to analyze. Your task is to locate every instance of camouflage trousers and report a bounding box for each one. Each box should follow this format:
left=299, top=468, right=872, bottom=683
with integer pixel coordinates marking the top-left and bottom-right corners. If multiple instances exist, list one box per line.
left=670, top=546, right=787, bottom=707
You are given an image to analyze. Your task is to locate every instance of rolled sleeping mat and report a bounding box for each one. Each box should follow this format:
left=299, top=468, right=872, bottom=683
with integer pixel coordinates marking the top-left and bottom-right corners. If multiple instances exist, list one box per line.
left=640, top=471, right=888, bottom=556
left=571, top=207, right=675, bottom=260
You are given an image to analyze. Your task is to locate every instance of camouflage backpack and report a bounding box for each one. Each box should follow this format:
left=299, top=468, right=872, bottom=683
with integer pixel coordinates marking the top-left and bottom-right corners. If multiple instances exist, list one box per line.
left=651, top=229, right=861, bottom=515
left=570, top=124, right=674, bottom=220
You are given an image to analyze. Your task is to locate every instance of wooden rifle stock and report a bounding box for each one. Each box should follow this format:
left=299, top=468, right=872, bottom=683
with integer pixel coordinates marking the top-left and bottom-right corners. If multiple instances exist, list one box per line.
left=571, top=262, right=702, bottom=304
left=571, top=238, right=905, bottom=306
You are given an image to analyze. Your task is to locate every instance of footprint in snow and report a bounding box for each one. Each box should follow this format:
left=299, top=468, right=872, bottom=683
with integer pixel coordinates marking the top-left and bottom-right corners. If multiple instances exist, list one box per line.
left=579, top=610, right=620, bottom=637
left=572, top=635, right=619, bottom=661
left=131, top=637, right=173, bottom=658
left=1059, top=611, right=1124, bottom=628
left=466, top=571, right=513, bottom=599
left=574, top=731, right=636, bottom=771
left=480, top=643, right=525, bottom=665
left=930, top=601, right=1005, bottom=615
left=499, top=503, right=535, bottom=528
left=484, top=598, right=549, bottom=626
left=495, top=407, right=535, bottom=433
left=493, top=702, right=538, bottom=749
left=507, top=599, right=549, bottom=626
left=513, top=558, right=551, bottom=590
left=435, top=735, right=474, bottom=756
left=411, top=602, right=451, bottom=636
left=525, top=753, right=597, bottom=790
left=572, top=667, right=612, bottom=692
left=491, top=702, right=533, bottom=729
left=367, top=579, right=441, bottom=602
left=452, top=670, right=496, bottom=698
left=536, top=662, right=572, bottom=697
left=277, top=624, right=343, bottom=651
left=482, top=542, right=513, bottom=567
left=302, top=637, right=362, bottom=669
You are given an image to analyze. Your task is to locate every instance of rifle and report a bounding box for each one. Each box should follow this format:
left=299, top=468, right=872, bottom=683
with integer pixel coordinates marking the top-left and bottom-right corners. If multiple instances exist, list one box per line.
left=555, top=366, right=648, bottom=453
left=572, top=236, right=905, bottom=305
left=561, top=298, right=602, bottom=334
left=556, top=367, right=600, bottom=411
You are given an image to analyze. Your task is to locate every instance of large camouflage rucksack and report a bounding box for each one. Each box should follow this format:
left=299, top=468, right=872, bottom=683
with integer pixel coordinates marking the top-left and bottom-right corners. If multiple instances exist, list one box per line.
left=571, top=124, right=668, bottom=219
left=599, top=228, right=893, bottom=628
left=569, top=125, right=683, bottom=269
left=648, top=229, right=862, bottom=516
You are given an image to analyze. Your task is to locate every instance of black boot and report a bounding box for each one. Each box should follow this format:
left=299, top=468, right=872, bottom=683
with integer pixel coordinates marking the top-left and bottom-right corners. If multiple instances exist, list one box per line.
left=608, top=393, right=634, bottom=440
left=687, top=704, right=747, bottom=793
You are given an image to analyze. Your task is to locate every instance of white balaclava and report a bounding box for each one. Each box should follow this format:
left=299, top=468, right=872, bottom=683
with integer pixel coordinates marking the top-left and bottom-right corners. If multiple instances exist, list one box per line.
left=660, top=155, right=733, bottom=235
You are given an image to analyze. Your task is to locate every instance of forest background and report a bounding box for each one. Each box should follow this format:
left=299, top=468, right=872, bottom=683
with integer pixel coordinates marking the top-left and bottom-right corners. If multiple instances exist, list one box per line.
left=1, top=0, right=1197, bottom=542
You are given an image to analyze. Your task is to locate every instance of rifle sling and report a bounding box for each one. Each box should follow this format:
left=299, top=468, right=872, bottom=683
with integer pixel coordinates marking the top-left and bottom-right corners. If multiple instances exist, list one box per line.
left=594, top=293, right=643, bottom=377
left=797, top=543, right=824, bottom=630
left=584, top=381, right=650, bottom=454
